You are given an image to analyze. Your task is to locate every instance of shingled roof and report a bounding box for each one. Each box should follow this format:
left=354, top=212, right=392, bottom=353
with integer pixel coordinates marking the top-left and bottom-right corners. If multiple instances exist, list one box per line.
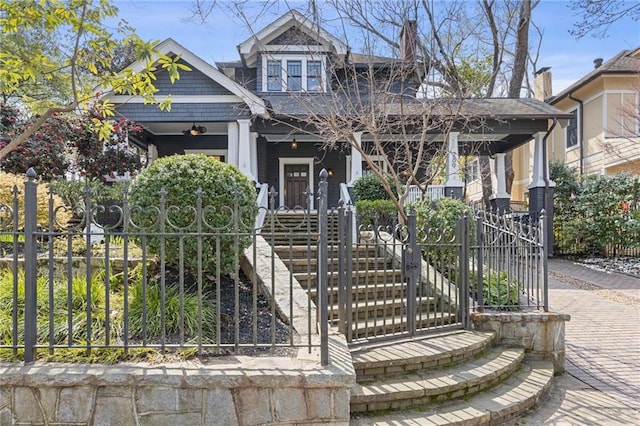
left=550, top=47, right=640, bottom=103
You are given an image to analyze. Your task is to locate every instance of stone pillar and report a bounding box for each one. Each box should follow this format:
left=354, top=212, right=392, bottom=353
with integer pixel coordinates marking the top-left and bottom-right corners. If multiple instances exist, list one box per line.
left=227, top=122, right=239, bottom=168
left=528, top=131, right=555, bottom=256
left=490, top=153, right=511, bottom=213
left=237, top=119, right=254, bottom=181
left=444, top=132, right=463, bottom=199
left=348, top=132, right=363, bottom=186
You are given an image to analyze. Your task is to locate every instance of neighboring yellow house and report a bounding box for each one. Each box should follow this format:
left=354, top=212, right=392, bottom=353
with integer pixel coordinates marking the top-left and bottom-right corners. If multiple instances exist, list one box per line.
left=468, top=47, right=640, bottom=208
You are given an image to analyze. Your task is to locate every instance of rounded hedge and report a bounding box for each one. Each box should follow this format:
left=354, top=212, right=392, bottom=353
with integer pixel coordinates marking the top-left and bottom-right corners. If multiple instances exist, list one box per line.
left=128, top=154, right=257, bottom=275
left=352, top=173, right=392, bottom=201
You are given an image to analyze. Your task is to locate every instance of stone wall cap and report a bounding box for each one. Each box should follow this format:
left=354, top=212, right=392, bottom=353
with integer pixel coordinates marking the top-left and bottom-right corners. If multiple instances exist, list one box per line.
left=470, top=311, right=571, bottom=322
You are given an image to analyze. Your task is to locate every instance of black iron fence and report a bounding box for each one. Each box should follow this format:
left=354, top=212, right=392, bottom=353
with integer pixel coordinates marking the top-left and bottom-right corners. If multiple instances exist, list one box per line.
left=0, top=169, right=547, bottom=362
left=554, top=219, right=640, bottom=258
left=327, top=202, right=548, bottom=345
left=0, top=169, right=327, bottom=363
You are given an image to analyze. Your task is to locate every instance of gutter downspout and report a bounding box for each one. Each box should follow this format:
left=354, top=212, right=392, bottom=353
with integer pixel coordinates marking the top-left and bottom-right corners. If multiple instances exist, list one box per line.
left=568, top=92, right=584, bottom=175
left=542, top=117, right=557, bottom=310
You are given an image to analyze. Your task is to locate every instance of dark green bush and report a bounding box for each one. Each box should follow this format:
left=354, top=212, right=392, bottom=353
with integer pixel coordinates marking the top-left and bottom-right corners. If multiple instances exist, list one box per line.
left=551, top=166, right=640, bottom=255
left=352, top=173, right=392, bottom=201
left=355, top=199, right=398, bottom=230
left=470, top=270, right=520, bottom=310
left=412, top=196, right=474, bottom=236
left=128, top=154, right=257, bottom=275
left=411, top=197, right=474, bottom=275
left=52, top=178, right=128, bottom=210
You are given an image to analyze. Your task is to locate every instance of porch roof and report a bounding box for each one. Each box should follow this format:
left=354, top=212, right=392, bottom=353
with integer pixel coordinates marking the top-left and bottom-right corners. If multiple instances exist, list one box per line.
left=260, top=95, right=572, bottom=154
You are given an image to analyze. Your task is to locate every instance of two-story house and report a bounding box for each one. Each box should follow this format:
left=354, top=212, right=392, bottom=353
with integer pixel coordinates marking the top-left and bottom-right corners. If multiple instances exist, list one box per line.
left=110, top=10, right=569, bottom=214
left=501, top=47, right=640, bottom=207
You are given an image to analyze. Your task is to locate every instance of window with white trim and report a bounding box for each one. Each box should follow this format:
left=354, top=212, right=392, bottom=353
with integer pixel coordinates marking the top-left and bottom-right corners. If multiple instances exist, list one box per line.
left=466, top=158, right=480, bottom=182
left=287, top=60, right=302, bottom=91
left=307, top=61, right=322, bottom=92
left=363, top=155, right=388, bottom=175
left=262, top=55, right=325, bottom=92
left=566, top=109, right=579, bottom=149
left=266, top=60, right=282, bottom=91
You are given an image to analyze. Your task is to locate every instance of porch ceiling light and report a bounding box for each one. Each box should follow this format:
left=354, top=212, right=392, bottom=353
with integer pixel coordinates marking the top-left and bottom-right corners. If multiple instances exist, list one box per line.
left=291, top=137, right=298, bottom=149
left=183, top=123, right=207, bottom=136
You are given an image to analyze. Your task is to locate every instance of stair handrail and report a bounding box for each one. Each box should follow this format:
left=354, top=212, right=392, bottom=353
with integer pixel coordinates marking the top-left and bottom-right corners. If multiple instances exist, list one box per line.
left=255, top=182, right=269, bottom=232
left=339, top=182, right=358, bottom=243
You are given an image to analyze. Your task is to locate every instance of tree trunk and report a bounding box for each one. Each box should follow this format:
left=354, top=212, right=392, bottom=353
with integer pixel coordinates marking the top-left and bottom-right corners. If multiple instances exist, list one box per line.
left=479, top=155, right=493, bottom=210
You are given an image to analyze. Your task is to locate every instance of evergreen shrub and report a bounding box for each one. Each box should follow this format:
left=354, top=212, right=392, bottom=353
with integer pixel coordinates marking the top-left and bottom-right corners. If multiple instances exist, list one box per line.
left=352, top=173, right=392, bottom=201
left=128, top=154, right=257, bottom=275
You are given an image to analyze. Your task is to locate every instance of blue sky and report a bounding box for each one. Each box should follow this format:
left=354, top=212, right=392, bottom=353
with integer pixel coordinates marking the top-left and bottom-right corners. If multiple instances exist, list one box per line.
left=112, top=0, right=639, bottom=94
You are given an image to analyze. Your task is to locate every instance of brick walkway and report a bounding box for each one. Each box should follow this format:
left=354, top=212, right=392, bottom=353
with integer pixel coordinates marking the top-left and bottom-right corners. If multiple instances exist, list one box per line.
left=520, top=258, right=640, bottom=424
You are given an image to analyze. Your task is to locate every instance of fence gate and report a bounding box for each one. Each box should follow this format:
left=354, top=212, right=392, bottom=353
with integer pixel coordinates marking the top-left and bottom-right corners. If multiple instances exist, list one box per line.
left=326, top=204, right=547, bottom=346
left=328, top=205, right=469, bottom=345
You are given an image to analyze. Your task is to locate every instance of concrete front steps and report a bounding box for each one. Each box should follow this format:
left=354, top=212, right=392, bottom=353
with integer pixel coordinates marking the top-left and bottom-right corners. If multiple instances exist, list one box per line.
left=350, top=330, right=554, bottom=425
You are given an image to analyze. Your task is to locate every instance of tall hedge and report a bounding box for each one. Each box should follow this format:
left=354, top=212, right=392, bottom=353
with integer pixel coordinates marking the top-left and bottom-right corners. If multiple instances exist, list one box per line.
left=128, top=154, right=257, bottom=275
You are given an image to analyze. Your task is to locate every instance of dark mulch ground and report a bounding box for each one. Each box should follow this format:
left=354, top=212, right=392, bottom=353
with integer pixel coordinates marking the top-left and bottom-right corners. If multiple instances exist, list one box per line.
left=161, top=266, right=293, bottom=356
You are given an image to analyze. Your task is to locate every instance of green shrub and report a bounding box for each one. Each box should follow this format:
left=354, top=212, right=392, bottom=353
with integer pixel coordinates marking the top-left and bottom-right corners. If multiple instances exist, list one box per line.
left=411, top=197, right=474, bottom=274
left=352, top=173, right=392, bottom=201
left=412, top=196, right=474, bottom=237
left=128, top=154, right=257, bottom=275
left=552, top=168, right=640, bottom=255
left=52, top=178, right=129, bottom=212
left=128, top=280, right=216, bottom=341
left=356, top=199, right=398, bottom=230
left=470, top=270, right=520, bottom=310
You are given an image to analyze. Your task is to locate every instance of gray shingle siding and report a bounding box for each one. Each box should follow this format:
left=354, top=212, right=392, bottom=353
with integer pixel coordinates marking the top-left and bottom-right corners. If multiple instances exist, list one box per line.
left=268, top=27, right=321, bottom=45
left=233, top=67, right=257, bottom=88
left=115, top=103, right=251, bottom=122
left=153, top=59, right=235, bottom=96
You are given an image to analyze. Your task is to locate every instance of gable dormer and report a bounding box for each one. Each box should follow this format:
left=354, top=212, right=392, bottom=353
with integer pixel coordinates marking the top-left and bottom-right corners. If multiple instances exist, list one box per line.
left=237, top=10, right=347, bottom=94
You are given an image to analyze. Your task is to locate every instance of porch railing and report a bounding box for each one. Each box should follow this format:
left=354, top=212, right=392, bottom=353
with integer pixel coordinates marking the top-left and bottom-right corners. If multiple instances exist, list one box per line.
left=404, top=184, right=446, bottom=206
left=255, top=182, right=270, bottom=230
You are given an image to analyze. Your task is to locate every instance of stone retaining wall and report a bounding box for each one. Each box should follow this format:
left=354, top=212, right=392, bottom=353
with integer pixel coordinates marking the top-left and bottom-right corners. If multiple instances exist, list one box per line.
left=0, top=334, right=353, bottom=426
left=0, top=235, right=356, bottom=425
left=471, top=311, right=571, bottom=374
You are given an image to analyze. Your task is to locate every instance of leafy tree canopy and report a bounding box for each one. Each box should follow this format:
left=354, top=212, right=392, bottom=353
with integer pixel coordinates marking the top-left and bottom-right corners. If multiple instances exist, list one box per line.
left=0, top=0, right=190, bottom=160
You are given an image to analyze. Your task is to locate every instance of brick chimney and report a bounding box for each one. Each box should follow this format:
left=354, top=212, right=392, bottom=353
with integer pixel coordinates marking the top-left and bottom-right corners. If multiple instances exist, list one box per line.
left=400, top=20, right=417, bottom=62
left=534, top=67, right=552, bottom=101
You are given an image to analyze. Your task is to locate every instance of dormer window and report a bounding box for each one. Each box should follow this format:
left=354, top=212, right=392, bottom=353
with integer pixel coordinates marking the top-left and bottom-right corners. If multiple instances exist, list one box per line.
left=262, top=54, right=325, bottom=92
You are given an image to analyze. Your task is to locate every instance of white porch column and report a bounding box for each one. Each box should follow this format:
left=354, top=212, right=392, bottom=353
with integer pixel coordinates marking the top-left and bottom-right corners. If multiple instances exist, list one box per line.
left=227, top=121, right=239, bottom=168
left=494, top=153, right=509, bottom=199
left=236, top=119, right=254, bottom=181
left=250, top=131, right=258, bottom=181
left=348, top=132, right=363, bottom=186
left=147, top=144, right=158, bottom=164
left=444, top=132, right=463, bottom=199
left=529, top=131, right=546, bottom=189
